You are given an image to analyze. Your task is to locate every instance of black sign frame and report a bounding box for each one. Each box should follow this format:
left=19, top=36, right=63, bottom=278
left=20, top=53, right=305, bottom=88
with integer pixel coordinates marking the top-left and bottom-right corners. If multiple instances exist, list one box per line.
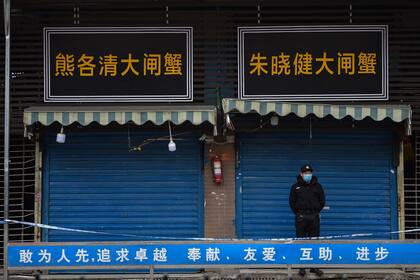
left=238, top=25, right=388, bottom=101
left=44, top=27, right=193, bottom=102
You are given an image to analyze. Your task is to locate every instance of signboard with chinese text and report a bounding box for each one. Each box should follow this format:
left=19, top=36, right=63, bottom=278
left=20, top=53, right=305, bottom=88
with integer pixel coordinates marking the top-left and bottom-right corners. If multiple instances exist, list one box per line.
left=8, top=241, right=420, bottom=269
left=238, top=26, right=388, bottom=101
left=44, top=27, right=193, bottom=102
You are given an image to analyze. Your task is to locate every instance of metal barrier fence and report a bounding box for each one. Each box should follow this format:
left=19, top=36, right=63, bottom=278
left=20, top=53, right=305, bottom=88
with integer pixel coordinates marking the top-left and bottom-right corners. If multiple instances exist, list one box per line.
left=0, top=137, right=36, bottom=269
left=405, top=178, right=420, bottom=240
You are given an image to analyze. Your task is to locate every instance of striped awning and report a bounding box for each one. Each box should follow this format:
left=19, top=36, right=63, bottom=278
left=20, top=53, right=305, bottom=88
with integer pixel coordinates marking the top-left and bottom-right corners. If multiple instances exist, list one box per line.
left=24, top=106, right=217, bottom=126
left=223, top=98, right=411, bottom=123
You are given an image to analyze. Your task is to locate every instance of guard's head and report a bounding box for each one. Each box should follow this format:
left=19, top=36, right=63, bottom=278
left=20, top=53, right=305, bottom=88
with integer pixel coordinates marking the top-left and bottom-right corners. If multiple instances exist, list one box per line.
left=300, top=164, right=313, bottom=183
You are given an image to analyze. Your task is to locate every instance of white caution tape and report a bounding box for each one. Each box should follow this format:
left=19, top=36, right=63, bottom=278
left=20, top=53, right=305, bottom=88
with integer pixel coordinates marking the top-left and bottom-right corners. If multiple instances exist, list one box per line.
left=3, top=219, right=420, bottom=242
left=2, top=219, right=213, bottom=240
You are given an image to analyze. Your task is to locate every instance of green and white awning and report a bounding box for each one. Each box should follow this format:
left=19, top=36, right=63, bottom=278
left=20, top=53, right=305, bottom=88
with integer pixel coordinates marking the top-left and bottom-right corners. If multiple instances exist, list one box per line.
left=24, top=106, right=217, bottom=126
left=223, top=98, right=411, bottom=123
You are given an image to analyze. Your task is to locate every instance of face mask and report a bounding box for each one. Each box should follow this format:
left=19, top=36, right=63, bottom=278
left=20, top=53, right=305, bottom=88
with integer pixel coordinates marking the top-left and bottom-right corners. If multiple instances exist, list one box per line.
left=303, top=174, right=312, bottom=183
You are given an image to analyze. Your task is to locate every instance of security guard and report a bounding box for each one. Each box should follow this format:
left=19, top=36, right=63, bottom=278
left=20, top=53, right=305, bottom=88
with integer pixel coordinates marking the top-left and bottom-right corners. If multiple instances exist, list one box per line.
left=289, top=164, right=325, bottom=277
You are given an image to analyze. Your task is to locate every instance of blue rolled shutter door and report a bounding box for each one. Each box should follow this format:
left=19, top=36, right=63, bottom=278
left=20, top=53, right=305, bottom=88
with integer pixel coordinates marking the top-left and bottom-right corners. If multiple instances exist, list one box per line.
left=237, top=131, right=397, bottom=239
left=43, top=131, right=204, bottom=241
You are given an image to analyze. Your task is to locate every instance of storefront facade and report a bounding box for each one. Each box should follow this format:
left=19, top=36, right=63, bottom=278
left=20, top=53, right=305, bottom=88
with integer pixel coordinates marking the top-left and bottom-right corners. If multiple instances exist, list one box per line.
left=3, top=0, right=420, bottom=272
left=224, top=100, right=411, bottom=239
left=24, top=103, right=410, bottom=243
left=24, top=107, right=216, bottom=242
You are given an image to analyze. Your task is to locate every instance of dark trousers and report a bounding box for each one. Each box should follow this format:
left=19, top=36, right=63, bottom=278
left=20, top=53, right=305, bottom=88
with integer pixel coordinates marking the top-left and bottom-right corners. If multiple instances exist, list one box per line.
left=295, top=213, right=320, bottom=238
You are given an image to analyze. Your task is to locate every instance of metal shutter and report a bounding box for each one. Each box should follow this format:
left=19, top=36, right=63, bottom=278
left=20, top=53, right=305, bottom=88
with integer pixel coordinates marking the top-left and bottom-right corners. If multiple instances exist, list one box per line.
left=236, top=131, right=397, bottom=239
left=42, top=131, right=204, bottom=241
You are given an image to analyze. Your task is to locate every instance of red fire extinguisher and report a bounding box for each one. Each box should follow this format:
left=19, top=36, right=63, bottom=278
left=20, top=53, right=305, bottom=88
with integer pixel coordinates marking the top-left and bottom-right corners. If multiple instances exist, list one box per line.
left=211, top=156, right=223, bottom=184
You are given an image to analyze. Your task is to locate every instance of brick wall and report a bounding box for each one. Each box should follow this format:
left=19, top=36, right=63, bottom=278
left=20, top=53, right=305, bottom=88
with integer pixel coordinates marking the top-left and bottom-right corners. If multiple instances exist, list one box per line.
left=204, top=142, right=236, bottom=238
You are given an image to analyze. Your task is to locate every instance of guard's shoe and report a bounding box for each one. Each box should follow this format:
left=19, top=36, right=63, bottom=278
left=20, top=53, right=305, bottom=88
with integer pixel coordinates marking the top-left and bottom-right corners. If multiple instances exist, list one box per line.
left=310, top=268, right=324, bottom=277
left=298, top=268, right=306, bottom=276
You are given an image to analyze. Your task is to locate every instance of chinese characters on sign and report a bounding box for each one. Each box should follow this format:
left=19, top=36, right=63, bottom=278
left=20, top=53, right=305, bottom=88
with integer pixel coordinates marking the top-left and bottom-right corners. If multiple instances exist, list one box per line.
left=238, top=26, right=388, bottom=101
left=9, top=242, right=417, bottom=269
left=55, top=53, right=183, bottom=77
left=250, top=52, right=377, bottom=77
left=44, top=27, right=193, bottom=102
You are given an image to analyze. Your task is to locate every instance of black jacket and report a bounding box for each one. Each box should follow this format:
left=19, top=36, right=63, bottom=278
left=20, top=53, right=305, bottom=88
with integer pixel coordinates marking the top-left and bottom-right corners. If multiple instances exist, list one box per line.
left=289, top=175, right=325, bottom=215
